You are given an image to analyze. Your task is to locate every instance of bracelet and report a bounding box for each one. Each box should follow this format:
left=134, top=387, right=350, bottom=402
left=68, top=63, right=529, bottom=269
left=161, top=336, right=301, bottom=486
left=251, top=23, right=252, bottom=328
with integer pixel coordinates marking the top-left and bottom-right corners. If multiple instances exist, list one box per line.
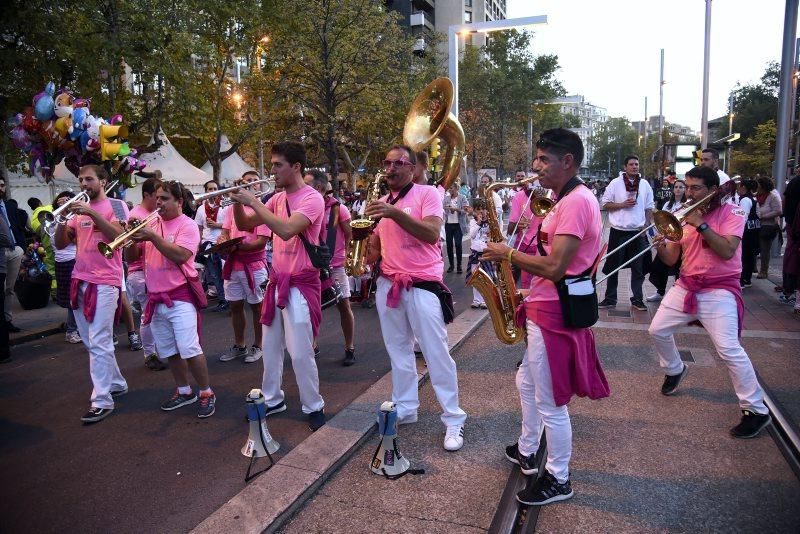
left=507, top=249, right=514, bottom=263
left=697, top=222, right=709, bottom=233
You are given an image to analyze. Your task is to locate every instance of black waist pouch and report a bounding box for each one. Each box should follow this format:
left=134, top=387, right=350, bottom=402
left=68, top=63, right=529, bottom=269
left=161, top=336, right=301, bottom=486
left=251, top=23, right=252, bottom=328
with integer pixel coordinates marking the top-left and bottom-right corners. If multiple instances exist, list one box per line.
left=554, top=271, right=598, bottom=328
left=412, top=281, right=455, bottom=324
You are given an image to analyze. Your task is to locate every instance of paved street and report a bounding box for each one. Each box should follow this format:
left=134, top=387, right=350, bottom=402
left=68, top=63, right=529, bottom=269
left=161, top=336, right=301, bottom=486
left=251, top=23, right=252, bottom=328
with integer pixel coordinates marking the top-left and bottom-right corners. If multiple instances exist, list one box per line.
left=0, top=268, right=474, bottom=533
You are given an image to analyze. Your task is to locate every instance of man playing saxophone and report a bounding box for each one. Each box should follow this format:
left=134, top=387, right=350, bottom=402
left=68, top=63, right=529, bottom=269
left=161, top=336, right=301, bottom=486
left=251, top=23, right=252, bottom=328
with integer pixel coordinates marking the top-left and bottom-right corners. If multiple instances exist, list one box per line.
left=481, top=129, right=609, bottom=505
left=364, top=144, right=467, bottom=452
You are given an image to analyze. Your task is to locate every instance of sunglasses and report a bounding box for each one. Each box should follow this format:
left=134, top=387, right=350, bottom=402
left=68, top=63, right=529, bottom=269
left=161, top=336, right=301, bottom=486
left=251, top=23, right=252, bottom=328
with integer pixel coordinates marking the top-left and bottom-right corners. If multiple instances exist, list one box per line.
left=383, top=159, right=413, bottom=169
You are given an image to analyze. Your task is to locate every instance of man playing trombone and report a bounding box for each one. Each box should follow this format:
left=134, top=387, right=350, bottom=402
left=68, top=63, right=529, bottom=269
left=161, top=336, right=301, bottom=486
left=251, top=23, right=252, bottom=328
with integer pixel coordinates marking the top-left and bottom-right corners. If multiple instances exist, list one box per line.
left=126, top=181, right=216, bottom=418
left=598, top=155, right=654, bottom=312
left=54, top=164, right=129, bottom=424
left=648, top=166, right=770, bottom=438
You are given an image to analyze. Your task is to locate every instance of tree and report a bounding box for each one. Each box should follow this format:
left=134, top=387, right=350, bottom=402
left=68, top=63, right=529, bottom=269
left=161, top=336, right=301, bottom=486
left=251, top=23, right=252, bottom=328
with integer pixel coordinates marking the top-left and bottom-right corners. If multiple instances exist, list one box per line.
left=729, top=62, right=779, bottom=144
left=459, top=29, right=567, bottom=180
left=731, top=119, right=775, bottom=176
left=265, top=0, right=419, bottom=190
left=589, top=117, right=638, bottom=176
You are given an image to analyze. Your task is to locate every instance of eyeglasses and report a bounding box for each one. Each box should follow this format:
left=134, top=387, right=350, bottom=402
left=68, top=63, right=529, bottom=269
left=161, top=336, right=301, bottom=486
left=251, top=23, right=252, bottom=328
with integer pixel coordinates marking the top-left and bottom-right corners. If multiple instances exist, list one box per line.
left=382, top=159, right=413, bottom=169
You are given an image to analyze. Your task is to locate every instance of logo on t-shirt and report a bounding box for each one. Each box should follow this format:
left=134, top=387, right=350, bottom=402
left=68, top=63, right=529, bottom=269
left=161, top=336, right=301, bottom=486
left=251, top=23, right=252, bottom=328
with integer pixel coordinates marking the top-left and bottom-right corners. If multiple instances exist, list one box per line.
left=167, top=234, right=176, bottom=243
left=403, top=207, right=412, bottom=215
left=732, top=208, right=746, bottom=218
left=80, top=219, right=92, bottom=229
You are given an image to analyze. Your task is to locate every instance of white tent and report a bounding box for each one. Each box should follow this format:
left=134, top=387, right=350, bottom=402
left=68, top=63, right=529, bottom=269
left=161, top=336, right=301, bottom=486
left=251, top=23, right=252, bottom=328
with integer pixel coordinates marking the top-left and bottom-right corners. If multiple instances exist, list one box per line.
left=201, top=134, right=256, bottom=183
left=138, top=129, right=210, bottom=198
left=5, top=162, right=79, bottom=215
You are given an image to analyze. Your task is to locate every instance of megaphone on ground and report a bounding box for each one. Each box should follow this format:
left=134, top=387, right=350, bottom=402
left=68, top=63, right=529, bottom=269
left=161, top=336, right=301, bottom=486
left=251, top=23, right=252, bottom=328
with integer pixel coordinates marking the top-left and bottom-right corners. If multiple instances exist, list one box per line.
left=242, top=389, right=279, bottom=481
left=370, top=401, right=423, bottom=480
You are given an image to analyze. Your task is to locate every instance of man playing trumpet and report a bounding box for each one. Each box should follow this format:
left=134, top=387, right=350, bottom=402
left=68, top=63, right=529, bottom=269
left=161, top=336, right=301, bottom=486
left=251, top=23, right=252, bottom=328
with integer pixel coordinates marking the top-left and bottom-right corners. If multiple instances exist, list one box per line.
left=54, top=164, right=129, bottom=424
left=126, top=181, right=216, bottom=418
left=648, top=166, right=769, bottom=438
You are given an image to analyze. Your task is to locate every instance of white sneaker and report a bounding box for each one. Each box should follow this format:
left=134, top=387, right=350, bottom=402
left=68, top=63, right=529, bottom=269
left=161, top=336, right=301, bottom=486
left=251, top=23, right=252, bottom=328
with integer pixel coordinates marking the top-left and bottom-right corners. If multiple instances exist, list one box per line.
left=65, top=331, right=82, bottom=344
left=219, top=345, right=248, bottom=362
left=243, top=345, right=263, bottom=363
left=645, top=293, right=663, bottom=302
left=444, top=424, right=464, bottom=451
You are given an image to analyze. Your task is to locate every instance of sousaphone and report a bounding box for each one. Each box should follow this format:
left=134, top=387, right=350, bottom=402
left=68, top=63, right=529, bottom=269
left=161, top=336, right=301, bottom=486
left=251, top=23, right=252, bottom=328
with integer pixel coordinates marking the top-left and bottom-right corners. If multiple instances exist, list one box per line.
left=403, top=77, right=466, bottom=191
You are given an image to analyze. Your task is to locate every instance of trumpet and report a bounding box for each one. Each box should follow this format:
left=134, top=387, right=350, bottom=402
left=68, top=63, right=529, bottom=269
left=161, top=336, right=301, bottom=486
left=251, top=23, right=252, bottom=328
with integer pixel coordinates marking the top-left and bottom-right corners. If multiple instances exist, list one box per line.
left=97, top=210, right=161, bottom=259
left=596, top=178, right=739, bottom=285
left=44, top=180, right=121, bottom=236
left=192, top=178, right=271, bottom=208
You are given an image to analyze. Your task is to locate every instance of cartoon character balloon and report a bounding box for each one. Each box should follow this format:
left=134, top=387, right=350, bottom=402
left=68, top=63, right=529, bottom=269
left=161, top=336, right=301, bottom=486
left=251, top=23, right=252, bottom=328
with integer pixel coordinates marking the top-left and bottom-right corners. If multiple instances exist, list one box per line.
left=33, top=82, right=55, bottom=121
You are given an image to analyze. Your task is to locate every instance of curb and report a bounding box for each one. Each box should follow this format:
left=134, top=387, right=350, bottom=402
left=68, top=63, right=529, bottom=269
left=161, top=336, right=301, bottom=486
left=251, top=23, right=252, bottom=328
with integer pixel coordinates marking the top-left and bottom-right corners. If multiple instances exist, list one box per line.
left=191, top=307, right=489, bottom=534
left=10, top=323, right=64, bottom=346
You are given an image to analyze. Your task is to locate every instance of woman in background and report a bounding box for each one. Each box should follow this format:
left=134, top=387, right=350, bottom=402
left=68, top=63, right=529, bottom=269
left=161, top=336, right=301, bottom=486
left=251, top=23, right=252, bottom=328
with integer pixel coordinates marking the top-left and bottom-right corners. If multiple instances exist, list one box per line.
left=646, top=180, right=686, bottom=301
left=756, top=177, right=782, bottom=279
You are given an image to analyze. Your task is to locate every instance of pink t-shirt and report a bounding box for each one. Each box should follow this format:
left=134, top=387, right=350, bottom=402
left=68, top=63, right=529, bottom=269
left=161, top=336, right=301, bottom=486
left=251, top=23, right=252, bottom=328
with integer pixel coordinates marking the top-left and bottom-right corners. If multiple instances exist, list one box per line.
left=222, top=205, right=269, bottom=270
left=677, top=202, right=746, bottom=281
left=67, top=198, right=128, bottom=286
left=326, top=203, right=351, bottom=268
left=266, top=185, right=325, bottom=274
left=509, top=188, right=541, bottom=252
left=143, top=214, right=200, bottom=294
left=526, top=186, right=602, bottom=302
left=375, top=183, right=444, bottom=280
left=127, top=204, right=153, bottom=273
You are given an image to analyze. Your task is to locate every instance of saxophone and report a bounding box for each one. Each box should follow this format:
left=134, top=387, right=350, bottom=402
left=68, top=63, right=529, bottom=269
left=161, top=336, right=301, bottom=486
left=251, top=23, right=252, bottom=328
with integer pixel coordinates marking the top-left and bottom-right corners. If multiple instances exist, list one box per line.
left=466, top=176, right=544, bottom=345
left=345, top=172, right=384, bottom=277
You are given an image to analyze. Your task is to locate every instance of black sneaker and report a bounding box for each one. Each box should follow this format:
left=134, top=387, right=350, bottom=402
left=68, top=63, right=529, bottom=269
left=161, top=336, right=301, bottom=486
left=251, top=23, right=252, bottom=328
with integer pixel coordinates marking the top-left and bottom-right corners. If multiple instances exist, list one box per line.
left=110, top=387, right=129, bottom=398
left=81, top=407, right=114, bottom=424
left=516, top=470, right=573, bottom=506
left=145, top=353, right=167, bottom=371
left=265, top=401, right=287, bottom=417
left=313, top=346, right=320, bottom=358
left=160, top=389, right=197, bottom=411
left=661, top=364, right=688, bottom=396
left=447, top=266, right=454, bottom=273
left=504, top=443, right=538, bottom=476
left=630, top=299, right=648, bottom=311
left=308, top=409, right=326, bottom=431
left=197, top=392, right=216, bottom=418
left=343, top=348, right=356, bottom=367
left=730, top=409, right=771, bottom=438
left=597, top=298, right=616, bottom=309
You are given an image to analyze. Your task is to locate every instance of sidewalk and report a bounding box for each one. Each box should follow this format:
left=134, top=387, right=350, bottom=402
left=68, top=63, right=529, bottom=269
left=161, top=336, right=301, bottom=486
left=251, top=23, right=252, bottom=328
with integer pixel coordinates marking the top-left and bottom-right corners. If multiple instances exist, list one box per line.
left=8, top=298, right=65, bottom=346
left=277, top=271, right=800, bottom=533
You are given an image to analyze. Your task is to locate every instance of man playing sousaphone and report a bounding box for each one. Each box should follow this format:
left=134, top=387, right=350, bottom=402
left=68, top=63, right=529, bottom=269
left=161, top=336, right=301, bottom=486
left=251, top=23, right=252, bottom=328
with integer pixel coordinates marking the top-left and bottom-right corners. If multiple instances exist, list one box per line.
left=481, top=128, right=610, bottom=505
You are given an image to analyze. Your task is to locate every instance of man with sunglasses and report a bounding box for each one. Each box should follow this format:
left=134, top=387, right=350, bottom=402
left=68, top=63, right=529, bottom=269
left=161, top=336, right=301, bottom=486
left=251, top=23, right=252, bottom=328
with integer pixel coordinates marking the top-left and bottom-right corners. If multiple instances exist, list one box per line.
left=229, top=141, right=327, bottom=431
left=364, top=145, right=468, bottom=452
left=481, top=129, right=609, bottom=506
left=648, top=165, right=769, bottom=439
left=54, top=164, right=129, bottom=424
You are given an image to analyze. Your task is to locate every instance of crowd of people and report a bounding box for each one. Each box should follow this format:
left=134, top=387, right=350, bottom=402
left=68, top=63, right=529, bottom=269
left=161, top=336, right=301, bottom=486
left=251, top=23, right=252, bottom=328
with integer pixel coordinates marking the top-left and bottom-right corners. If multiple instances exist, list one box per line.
left=2, top=131, right=799, bottom=507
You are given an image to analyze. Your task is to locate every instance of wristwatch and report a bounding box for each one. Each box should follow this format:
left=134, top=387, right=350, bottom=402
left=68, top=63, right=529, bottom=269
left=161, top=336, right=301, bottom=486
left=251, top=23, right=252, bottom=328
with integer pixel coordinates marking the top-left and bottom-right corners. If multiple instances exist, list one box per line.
left=696, top=222, right=709, bottom=233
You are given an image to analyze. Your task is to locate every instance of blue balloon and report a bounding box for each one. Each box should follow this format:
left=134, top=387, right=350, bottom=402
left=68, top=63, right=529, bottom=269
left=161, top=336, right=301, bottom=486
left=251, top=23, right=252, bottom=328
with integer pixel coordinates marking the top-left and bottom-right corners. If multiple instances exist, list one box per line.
left=33, top=82, right=55, bottom=121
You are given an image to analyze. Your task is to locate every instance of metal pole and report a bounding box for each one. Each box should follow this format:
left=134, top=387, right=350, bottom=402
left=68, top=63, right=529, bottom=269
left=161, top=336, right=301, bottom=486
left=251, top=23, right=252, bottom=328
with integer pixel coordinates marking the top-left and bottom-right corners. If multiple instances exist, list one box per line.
left=774, top=0, right=799, bottom=194
left=645, top=96, right=648, bottom=135
left=727, top=94, right=733, bottom=173
left=659, top=49, right=664, bottom=156
left=527, top=113, right=533, bottom=171
left=701, top=0, right=712, bottom=149
left=448, top=27, right=459, bottom=118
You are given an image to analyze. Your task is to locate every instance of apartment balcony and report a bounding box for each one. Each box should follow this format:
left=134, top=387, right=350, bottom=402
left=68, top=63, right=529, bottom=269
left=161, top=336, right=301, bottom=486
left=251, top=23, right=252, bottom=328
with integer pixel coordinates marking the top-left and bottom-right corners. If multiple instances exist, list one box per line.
left=410, top=12, right=435, bottom=31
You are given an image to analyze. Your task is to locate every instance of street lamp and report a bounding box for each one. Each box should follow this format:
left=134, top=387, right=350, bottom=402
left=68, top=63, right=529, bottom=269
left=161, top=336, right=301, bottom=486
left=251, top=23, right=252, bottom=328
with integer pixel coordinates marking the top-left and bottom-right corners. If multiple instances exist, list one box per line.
left=253, top=35, right=270, bottom=182
left=448, top=15, right=548, bottom=117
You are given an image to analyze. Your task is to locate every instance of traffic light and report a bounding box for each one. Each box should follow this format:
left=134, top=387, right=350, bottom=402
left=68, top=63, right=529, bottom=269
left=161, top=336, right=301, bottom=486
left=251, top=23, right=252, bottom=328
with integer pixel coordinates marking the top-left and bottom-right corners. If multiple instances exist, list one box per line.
left=99, top=124, right=130, bottom=161
left=430, top=138, right=440, bottom=160
left=692, top=149, right=703, bottom=166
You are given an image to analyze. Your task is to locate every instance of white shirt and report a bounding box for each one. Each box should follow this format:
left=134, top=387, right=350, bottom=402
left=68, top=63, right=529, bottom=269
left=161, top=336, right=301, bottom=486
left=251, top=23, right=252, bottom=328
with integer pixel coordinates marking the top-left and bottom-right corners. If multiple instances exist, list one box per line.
left=601, top=174, right=655, bottom=230
left=738, top=196, right=753, bottom=216
left=54, top=242, right=77, bottom=263
left=351, top=199, right=365, bottom=216
left=194, top=202, right=227, bottom=242
left=445, top=196, right=460, bottom=224
left=469, top=218, right=491, bottom=252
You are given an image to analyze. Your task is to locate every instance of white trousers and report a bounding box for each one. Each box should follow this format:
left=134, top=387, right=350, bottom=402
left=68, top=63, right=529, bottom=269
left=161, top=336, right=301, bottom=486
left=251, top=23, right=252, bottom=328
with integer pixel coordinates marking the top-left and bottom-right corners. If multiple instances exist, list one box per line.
left=470, top=261, right=485, bottom=305
left=261, top=287, right=324, bottom=414
left=149, top=301, right=202, bottom=359
left=126, top=270, right=156, bottom=356
left=516, top=319, right=572, bottom=484
left=648, top=285, right=767, bottom=414
left=376, top=277, right=467, bottom=427
left=73, top=283, right=127, bottom=409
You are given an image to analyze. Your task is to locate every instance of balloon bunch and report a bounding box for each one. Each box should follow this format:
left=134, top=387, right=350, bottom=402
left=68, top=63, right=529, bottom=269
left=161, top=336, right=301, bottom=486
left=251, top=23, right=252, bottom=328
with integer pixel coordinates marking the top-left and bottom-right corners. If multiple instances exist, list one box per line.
left=19, top=242, right=50, bottom=283
left=7, top=81, right=145, bottom=186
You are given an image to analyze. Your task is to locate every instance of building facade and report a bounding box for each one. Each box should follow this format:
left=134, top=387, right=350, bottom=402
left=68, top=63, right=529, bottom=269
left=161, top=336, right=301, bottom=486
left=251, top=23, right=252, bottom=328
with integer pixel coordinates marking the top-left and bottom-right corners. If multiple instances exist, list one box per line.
left=552, top=95, right=607, bottom=172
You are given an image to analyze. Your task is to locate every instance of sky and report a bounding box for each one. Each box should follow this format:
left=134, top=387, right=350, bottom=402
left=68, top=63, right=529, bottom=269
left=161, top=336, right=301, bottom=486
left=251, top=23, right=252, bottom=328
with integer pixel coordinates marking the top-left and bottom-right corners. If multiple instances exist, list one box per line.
left=507, top=0, right=794, bottom=131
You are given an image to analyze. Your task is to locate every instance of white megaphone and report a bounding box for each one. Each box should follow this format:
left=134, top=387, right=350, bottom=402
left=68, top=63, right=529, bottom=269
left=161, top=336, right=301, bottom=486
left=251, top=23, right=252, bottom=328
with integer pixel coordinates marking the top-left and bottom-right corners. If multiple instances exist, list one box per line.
left=242, top=389, right=280, bottom=481
left=370, top=401, right=423, bottom=479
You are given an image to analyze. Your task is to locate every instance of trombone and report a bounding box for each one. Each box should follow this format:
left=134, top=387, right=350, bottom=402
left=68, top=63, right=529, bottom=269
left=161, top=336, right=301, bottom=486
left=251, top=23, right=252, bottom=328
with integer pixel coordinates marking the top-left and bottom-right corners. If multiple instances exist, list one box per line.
left=596, top=178, right=738, bottom=285
left=192, top=178, right=272, bottom=208
left=44, top=180, right=120, bottom=236
left=97, top=210, right=161, bottom=258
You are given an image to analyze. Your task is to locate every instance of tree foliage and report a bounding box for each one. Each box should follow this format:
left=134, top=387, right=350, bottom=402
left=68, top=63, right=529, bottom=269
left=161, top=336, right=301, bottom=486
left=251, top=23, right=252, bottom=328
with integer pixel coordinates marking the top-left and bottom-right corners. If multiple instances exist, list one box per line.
left=589, top=117, right=638, bottom=176
left=731, top=119, right=776, bottom=176
left=459, top=30, right=566, bottom=180
left=729, top=62, right=779, bottom=144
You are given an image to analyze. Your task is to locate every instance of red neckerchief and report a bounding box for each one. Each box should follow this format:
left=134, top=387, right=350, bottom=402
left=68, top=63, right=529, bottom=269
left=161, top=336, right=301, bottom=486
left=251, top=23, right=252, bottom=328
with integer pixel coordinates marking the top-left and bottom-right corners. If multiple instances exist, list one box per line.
left=203, top=200, right=220, bottom=222
left=756, top=192, right=768, bottom=206
left=622, top=173, right=641, bottom=192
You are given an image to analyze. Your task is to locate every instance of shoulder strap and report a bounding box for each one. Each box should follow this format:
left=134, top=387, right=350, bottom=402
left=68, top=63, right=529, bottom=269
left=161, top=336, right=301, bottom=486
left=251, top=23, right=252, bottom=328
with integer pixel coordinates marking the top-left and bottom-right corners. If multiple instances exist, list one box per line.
left=325, top=202, right=339, bottom=251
